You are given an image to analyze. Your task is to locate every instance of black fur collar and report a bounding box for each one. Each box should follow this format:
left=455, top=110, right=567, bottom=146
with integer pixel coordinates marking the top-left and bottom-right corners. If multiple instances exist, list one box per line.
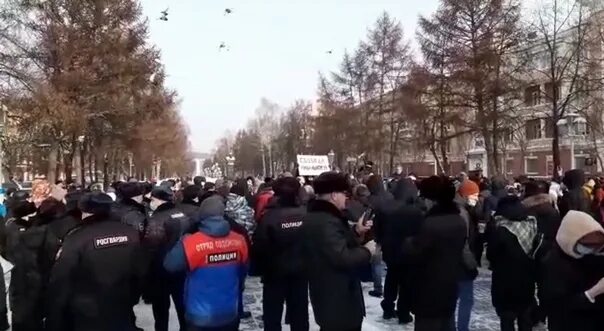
left=308, top=199, right=345, bottom=219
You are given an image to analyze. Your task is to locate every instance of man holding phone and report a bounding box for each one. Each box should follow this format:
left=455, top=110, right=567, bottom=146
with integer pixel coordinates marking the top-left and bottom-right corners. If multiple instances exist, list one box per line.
left=301, top=172, right=375, bottom=331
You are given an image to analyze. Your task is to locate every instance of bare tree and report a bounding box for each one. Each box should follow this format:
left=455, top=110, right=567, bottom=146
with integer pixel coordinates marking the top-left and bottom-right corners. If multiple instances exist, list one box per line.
left=528, top=0, right=592, bottom=174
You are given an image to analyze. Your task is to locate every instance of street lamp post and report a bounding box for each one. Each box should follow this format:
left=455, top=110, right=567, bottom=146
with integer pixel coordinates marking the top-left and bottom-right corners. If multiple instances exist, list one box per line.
left=327, top=150, right=335, bottom=170
left=77, top=135, right=85, bottom=186
left=558, top=113, right=581, bottom=170
left=225, top=154, right=236, bottom=179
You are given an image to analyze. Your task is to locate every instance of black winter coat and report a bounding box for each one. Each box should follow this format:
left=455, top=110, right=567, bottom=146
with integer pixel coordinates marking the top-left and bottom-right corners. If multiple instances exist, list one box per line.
left=113, top=198, right=147, bottom=238
left=301, top=199, right=370, bottom=330
left=405, top=202, right=466, bottom=318
left=143, top=202, right=192, bottom=286
left=522, top=193, right=561, bottom=249
left=177, top=201, right=200, bottom=221
left=144, top=202, right=193, bottom=256
left=541, top=246, right=604, bottom=331
left=381, top=179, right=423, bottom=266
left=3, top=217, right=45, bottom=330
left=253, top=199, right=306, bottom=279
left=45, top=213, right=145, bottom=331
left=366, top=180, right=394, bottom=245
left=559, top=169, right=591, bottom=218
left=487, top=197, right=538, bottom=312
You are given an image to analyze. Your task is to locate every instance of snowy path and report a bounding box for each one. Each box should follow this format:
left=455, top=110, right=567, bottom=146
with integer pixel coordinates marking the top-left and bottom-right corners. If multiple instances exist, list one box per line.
left=1, top=263, right=546, bottom=330
left=132, top=269, right=546, bottom=331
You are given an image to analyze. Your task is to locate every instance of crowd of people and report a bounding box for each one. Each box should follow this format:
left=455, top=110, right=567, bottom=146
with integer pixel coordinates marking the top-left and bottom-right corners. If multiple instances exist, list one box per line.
left=0, top=166, right=601, bottom=331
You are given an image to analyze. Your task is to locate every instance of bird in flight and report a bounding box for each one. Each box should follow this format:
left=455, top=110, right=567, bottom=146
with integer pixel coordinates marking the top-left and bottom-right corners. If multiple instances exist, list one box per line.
left=159, top=8, right=169, bottom=21
left=326, top=50, right=333, bottom=54
left=224, top=8, right=233, bottom=15
left=219, top=42, right=230, bottom=51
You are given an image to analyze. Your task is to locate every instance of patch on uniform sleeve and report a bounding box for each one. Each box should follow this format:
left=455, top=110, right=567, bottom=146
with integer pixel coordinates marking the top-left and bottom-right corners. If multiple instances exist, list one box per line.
left=207, top=251, right=238, bottom=264
left=94, top=236, right=129, bottom=249
left=170, top=212, right=185, bottom=219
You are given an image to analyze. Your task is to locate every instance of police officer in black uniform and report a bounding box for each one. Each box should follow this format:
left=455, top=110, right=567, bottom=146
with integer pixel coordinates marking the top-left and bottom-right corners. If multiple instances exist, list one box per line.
left=144, top=186, right=192, bottom=331
left=253, top=177, right=309, bottom=331
left=114, top=182, right=147, bottom=238
left=45, top=191, right=145, bottom=331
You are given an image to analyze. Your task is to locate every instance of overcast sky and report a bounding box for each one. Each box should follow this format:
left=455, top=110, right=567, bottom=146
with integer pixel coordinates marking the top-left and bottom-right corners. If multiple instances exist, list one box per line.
left=139, top=0, right=443, bottom=153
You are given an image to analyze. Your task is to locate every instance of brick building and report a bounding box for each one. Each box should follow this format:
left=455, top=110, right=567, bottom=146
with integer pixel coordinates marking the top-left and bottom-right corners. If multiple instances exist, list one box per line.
left=399, top=9, right=604, bottom=178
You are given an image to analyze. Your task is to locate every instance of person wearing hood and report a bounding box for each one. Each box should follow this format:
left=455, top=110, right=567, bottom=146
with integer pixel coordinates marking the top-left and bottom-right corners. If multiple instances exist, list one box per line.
left=541, top=210, right=604, bottom=331
left=487, top=196, right=541, bottom=331
left=253, top=179, right=274, bottom=223
left=559, top=169, right=592, bottom=218
left=114, top=182, right=147, bottom=238
left=1, top=200, right=38, bottom=331
left=406, top=176, right=466, bottom=331
left=522, top=180, right=561, bottom=325
left=179, top=184, right=202, bottom=219
left=484, top=175, right=508, bottom=224
left=364, top=174, right=393, bottom=298
left=163, top=196, right=249, bottom=331
left=522, top=181, right=560, bottom=250
left=380, top=178, right=423, bottom=324
left=301, top=172, right=374, bottom=331
left=144, top=186, right=192, bottom=331
left=253, top=177, right=309, bottom=331
left=454, top=180, right=480, bottom=331
left=45, top=192, right=145, bottom=331
left=225, top=179, right=255, bottom=238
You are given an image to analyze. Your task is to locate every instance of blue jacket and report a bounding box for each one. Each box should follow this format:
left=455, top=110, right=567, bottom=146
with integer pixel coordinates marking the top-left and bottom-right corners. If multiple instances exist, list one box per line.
left=164, top=216, right=248, bottom=328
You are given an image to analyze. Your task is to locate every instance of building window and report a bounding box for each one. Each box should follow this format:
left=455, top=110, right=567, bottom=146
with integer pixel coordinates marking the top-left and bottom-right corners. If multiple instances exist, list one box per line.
left=546, top=159, right=554, bottom=176
left=544, top=81, right=560, bottom=102
left=575, top=156, right=592, bottom=174
left=525, top=85, right=541, bottom=106
left=526, top=119, right=542, bottom=140
left=575, top=122, right=589, bottom=136
left=544, top=118, right=554, bottom=138
left=525, top=157, right=539, bottom=174
left=506, top=158, right=514, bottom=175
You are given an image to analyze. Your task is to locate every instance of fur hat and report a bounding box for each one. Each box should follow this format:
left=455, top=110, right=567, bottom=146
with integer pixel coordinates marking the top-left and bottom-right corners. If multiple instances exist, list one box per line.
left=313, top=172, right=351, bottom=195
left=151, top=186, right=174, bottom=202
left=79, top=192, right=113, bottom=215
left=421, top=176, right=456, bottom=202
left=13, top=200, right=37, bottom=219
left=273, top=177, right=301, bottom=202
left=183, top=185, right=202, bottom=203
left=118, top=182, right=144, bottom=200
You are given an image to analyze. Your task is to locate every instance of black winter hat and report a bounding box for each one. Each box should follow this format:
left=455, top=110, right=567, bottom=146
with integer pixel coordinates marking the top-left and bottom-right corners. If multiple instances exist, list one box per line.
left=65, top=191, right=84, bottom=213
left=230, top=179, right=248, bottom=197
left=523, top=180, right=549, bottom=198
left=119, top=182, right=144, bottom=199
left=313, top=172, right=351, bottom=195
left=193, top=176, right=206, bottom=186
left=151, top=186, right=174, bottom=202
left=13, top=200, right=37, bottom=218
left=183, top=184, right=202, bottom=202
left=420, top=175, right=455, bottom=203
left=273, top=177, right=301, bottom=201
left=79, top=192, right=113, bottom=215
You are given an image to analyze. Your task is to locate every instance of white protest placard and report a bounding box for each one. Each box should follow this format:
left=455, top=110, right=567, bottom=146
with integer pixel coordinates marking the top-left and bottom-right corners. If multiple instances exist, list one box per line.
left=297, top=155, right=330, bottom=176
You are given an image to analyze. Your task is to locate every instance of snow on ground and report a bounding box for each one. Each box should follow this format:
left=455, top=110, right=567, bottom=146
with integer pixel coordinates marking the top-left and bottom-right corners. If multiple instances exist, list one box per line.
left=133, top=269, right=546, bottom=331
left=1, top=263, right=546, bottom=330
